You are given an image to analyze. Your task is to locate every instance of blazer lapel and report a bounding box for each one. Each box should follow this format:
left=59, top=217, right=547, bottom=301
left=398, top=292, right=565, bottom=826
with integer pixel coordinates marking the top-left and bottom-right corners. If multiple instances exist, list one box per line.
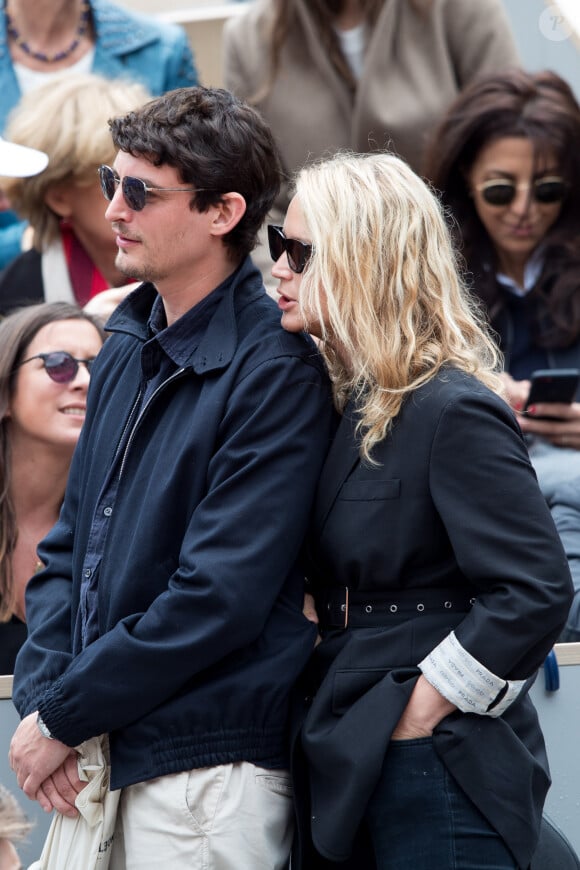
left=293, top=0, right=352, bottom=117
left=313, top=401, right=360, bottom=532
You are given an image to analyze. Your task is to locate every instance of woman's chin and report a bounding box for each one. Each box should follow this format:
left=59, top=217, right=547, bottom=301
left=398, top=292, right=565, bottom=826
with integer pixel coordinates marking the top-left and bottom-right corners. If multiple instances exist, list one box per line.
left=280, top=310, right=306, bottom=333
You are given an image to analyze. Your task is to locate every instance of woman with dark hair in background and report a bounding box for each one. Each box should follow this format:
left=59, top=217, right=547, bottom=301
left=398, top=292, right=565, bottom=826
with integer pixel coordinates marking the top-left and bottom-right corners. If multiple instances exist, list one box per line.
left=424, top=68, right=580, bottom=643
left=223, top=0, right=519, bottom=283
left=0, top=302, right=104, bottom=673
left=424, top=68, right=580, bottom=499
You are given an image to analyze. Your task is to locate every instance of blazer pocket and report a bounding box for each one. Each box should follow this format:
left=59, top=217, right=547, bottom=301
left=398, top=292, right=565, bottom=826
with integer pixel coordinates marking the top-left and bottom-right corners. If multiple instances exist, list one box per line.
left=339, top=479, right=400, bottom=501
left=332, top=667, right=391, bottom=715
left=332, top=665, right=419, bottom=715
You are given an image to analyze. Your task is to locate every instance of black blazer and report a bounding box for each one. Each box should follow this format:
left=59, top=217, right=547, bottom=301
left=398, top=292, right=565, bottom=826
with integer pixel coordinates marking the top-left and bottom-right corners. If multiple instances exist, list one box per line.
left=298, top=368, right=573, bottom=869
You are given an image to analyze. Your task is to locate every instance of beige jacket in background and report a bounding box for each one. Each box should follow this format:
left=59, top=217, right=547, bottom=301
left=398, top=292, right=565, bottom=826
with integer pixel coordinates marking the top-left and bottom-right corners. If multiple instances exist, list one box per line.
left=223, top=0, right=520, bottom=286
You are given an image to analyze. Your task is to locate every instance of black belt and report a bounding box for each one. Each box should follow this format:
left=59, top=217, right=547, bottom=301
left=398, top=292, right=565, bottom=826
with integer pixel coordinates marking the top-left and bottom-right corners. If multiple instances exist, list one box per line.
left=319, top=586, right=476, bottom=629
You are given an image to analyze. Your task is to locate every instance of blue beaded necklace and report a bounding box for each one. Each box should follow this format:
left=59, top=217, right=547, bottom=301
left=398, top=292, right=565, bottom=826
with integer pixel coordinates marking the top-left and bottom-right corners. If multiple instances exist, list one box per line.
left=5, top=0, right=91, bottom=64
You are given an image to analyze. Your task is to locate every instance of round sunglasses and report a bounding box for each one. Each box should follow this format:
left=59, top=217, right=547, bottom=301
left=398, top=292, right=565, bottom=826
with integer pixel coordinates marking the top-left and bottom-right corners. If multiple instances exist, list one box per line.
left=16, top=351, right=95, bottom=383
left=98, top=164, right=213, bottom=212
left=268, top=224, right=313, bottom=274
left=474, top=176, right=568, bottom=207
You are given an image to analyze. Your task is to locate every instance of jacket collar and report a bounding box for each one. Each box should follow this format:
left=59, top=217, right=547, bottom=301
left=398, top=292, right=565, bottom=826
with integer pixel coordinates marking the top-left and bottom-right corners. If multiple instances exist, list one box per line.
left=90, top=0, right=167, bottom=55
left=291, top=0, right=351, bottom=116
left=106, top=255, right=265, bottom=375
left=0, top=2, right=20, bottom=129
left=287, top=0, right=399, bottom=120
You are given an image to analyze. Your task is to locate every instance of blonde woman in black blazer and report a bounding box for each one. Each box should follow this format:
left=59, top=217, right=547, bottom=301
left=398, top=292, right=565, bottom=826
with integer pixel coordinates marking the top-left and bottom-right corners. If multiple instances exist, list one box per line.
left=269, top=152, right=573, bottom=869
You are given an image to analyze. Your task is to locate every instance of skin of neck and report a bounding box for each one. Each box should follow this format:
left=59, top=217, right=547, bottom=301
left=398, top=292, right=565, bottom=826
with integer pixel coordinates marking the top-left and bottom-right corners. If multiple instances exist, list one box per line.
left=6, top=0, right=94, bottom=70
left=8, top=0, right=83, bottom=39
left=157, top=254, right=241, bottom=327
left=496, top=250, right=528, bottom=288
left=334, top=0, right=366, bottom=30
left=10, top=436, right=73, bottom=520
left=9, top=438, right=72, bottom=621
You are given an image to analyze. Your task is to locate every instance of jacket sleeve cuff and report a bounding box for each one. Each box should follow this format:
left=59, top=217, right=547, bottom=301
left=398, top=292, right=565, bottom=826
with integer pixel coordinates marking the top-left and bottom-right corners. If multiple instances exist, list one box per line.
left=419, top=631, right=526, bottom=717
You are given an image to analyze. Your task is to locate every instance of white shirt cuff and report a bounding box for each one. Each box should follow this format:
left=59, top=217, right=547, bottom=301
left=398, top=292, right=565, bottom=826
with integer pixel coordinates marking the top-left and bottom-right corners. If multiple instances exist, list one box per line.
left=419, top=630, right=526, bottom=717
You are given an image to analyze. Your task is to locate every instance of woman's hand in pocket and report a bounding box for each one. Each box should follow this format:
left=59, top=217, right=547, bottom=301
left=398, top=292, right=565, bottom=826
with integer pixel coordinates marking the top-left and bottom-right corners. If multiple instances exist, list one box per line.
left=391, top=675, right=456, bottom=740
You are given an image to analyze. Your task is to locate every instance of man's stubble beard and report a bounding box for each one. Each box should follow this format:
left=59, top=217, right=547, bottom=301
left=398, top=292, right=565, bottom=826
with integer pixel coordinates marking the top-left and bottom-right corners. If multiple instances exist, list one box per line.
left=116, top=250, right=159, bottom=285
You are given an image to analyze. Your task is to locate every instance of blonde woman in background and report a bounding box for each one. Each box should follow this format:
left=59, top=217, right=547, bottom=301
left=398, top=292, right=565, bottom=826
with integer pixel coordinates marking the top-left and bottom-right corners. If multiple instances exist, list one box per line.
left=0, top=0, right=198, bottom=270
left=270, top=152, right=572, bottom=868
left=224, top=0, right=519, bottom=284
left=0, top=73, right=149, bottom=319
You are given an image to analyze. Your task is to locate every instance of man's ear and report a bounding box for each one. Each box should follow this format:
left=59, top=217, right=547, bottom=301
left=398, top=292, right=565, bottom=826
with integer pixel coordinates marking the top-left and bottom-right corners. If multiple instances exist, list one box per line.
left=44, top=184, right=73, bottom=218
left=210, top=192, right=246, bottom=238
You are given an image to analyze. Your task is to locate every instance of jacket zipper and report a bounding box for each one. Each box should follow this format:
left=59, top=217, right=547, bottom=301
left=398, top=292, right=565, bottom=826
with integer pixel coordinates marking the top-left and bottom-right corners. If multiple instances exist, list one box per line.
left=117, top=367, right=187, bottom=482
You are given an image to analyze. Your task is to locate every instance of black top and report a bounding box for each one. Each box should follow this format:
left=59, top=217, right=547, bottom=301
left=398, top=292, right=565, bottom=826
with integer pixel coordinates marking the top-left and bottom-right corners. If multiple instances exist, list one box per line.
left=0, top=616, right=27, bottom=674
left=0, top=248, right=44, bottom=316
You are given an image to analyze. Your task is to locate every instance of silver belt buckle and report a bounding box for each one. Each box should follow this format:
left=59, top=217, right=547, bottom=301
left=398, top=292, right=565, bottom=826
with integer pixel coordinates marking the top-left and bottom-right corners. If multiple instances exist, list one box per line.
left=340, top=586, right=349, bottom=629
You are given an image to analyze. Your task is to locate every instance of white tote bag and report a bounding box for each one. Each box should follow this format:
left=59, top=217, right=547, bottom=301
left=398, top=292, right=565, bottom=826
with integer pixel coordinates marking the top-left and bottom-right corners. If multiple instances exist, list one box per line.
left=28, top=735, right=120, bottom=870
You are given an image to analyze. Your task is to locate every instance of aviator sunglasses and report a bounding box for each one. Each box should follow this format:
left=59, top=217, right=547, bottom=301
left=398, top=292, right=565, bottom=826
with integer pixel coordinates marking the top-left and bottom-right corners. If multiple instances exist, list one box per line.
left=98, top=164, right=212, bottom=212
left=16, top=351, right=95, bottom=383
left=474, top=176, right=568, bottom=207
left=268, top=224, right=313, bottom=274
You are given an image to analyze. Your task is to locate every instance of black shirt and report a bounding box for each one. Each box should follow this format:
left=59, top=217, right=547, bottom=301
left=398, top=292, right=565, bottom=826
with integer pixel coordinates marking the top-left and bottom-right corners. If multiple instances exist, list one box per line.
left=0, top=616, right=27, bottom=674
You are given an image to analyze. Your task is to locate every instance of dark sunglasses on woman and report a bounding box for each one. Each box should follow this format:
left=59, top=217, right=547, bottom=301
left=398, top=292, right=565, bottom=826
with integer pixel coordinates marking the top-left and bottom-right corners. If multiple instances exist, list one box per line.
left=16, top=351, right=95, bottom=383
left=98, top=164, right=213, bottom=212
left=474, top=176, right=568, bottom=207
left=268, top=224, right=313, bottom=274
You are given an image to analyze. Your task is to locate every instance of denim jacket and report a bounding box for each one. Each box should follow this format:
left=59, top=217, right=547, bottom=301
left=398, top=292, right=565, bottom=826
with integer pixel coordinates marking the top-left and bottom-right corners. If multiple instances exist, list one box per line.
left=0, top=0, right=198, bottom=130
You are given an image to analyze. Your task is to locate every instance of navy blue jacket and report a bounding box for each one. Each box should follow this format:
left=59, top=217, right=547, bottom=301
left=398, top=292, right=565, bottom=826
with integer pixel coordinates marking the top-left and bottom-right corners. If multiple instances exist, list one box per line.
left=13, top=259, right=335, bottom=790
left=492, top=297, right=580, bottom=389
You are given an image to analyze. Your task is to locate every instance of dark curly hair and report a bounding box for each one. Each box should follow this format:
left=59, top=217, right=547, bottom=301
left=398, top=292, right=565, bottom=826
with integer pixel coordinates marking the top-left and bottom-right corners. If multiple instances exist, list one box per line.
left=108, top=86, right=282, bottom=263
left=424, top=69, right=580, bottom=348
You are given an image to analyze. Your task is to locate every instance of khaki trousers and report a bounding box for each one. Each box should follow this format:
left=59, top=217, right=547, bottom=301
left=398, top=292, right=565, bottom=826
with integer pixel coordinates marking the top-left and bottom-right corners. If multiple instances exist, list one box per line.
left=109, top=761, right=293, bottom=870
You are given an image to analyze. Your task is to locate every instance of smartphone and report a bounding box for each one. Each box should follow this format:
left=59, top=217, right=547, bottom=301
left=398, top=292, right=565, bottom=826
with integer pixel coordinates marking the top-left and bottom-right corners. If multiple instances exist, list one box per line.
left=522, top=368, right=580, bottom=419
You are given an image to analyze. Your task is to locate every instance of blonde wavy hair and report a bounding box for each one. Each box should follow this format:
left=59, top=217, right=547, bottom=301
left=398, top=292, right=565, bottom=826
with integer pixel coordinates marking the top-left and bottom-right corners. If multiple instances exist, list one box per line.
left=294, top=151, right=504, bottom=461
left=0, top=73, right=150, bottom=250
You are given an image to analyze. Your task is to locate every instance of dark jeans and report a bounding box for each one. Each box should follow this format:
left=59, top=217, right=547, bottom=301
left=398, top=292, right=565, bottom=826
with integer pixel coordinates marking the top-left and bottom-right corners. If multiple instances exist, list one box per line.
left=365, top=737, right=518, bottom=870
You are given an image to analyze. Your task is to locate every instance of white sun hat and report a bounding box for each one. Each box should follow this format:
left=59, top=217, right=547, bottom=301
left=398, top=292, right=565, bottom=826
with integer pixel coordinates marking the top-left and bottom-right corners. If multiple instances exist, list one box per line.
left=0, top=136, right=48, bottom=177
